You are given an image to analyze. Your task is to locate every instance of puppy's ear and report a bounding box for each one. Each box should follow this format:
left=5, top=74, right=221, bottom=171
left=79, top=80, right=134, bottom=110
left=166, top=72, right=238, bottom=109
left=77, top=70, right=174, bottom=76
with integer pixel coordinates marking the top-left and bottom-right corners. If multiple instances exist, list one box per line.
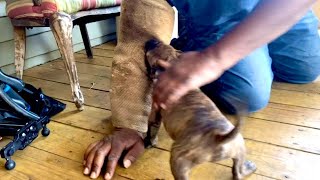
left=145, top=39, right=160, bottom=52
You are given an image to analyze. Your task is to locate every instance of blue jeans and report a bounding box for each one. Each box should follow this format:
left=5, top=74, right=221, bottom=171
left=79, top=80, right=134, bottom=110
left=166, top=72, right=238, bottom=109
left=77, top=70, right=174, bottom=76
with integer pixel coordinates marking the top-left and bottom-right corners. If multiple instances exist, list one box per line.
left=172, top=10, right=320, bottom=113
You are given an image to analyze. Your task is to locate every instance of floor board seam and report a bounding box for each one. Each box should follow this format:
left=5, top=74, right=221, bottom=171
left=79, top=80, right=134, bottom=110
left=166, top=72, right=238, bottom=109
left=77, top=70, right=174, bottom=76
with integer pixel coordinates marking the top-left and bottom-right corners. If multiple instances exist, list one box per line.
left=272, top=87, right=320, bottom=95
left=267, top=102, right=320, bottom=111
left=30, top=61, right=111, bottom=77
left=247, top=116, right=320, bottom=130
left=93, top=47, right=116, bottom=51
left=23, top=75, right=110, bottom=92
left=51, top=120, right=108, bottom=136
left=243, top=138, right=320, bottom=155
left=28, top=145, right=82, bottom=164
left=77, top=52, right=114, bottom=58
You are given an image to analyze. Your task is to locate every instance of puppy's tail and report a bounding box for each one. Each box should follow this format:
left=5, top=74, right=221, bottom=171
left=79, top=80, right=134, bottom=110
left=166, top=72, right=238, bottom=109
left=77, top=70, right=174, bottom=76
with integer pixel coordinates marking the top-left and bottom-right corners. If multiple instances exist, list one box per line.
left=218, top=113, right=245, bottom=144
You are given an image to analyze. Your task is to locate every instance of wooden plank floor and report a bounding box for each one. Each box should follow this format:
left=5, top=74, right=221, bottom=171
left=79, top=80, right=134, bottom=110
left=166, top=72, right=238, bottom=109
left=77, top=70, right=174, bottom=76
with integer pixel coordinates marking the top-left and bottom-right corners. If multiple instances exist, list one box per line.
left=1, top=41, right=320, bottom=180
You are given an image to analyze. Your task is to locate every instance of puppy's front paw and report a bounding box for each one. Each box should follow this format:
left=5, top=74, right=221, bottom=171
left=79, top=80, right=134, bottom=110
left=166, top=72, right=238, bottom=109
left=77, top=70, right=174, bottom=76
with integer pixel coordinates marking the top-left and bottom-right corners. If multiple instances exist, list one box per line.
left=144, top=136, right=158, bottom=149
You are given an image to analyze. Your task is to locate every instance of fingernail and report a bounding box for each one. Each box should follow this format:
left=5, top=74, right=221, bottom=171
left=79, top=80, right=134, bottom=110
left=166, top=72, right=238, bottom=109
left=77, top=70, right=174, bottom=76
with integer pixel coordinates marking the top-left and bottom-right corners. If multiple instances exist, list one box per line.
left=83, top=160, right=86, bottom=166
left=105, top=173, right=111, bottom=180
left=160, top=103, right=166, bottom=109
left=90, top=172, right=97, bottom=179
left=83, top=167, right=90, bottom=175
left=153, top=103, right=158, bottom=110
left=124, top=160, right=131, bottom=168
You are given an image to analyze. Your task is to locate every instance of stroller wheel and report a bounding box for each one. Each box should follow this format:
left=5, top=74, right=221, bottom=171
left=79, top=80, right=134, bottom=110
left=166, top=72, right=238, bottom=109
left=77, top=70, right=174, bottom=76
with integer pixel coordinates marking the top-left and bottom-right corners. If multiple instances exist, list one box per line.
left=41, top=127, right=50, bottom=136
left=5, top=159, right=16, bottom=170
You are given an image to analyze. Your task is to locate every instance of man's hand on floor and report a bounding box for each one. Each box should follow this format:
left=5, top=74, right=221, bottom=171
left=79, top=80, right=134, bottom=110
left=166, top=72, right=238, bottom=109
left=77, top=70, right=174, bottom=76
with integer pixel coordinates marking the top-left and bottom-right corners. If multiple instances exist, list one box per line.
left=83, top=128, right=145, bottom=180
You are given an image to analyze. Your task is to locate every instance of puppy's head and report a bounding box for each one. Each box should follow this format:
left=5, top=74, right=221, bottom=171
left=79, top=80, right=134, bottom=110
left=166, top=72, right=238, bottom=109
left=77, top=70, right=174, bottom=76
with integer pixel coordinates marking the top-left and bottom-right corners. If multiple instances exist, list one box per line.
left=145, top=39, right=180, bottom=81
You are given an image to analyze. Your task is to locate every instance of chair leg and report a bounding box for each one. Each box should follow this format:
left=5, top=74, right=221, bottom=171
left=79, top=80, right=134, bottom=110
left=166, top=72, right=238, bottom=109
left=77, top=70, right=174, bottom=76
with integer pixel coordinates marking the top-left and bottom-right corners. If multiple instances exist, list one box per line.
left=79, top=23, right=93, bottom=59
left=13, top=27, right=26, bottom=79
left=49, top=12, right=84, bottom=110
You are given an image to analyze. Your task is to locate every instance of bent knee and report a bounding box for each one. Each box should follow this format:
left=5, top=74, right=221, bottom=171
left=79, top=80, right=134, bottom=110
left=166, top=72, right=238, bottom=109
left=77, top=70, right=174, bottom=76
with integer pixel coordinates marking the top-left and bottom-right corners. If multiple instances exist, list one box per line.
left=229, top=87, right=270, bottom=113
left=204, top=85, right=271, bottom=114
left=245, top=88, right=270, bottom=112
left=275, top=71, right=319, bottom=84
left=273, top=59, right=320, bottom=84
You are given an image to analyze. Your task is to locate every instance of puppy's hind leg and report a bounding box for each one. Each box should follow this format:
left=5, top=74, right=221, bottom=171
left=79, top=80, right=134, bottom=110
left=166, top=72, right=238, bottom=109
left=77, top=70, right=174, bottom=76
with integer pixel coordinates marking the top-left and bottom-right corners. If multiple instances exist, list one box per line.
left=170, top=144, right=196, bottom=180
left=232, top=146, right=256, bottom=180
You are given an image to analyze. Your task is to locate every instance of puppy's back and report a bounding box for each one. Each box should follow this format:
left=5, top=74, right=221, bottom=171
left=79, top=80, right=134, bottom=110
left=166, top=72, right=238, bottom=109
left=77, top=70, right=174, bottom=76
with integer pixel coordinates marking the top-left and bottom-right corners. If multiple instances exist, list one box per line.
left=161, top=89, right=234, bottom=141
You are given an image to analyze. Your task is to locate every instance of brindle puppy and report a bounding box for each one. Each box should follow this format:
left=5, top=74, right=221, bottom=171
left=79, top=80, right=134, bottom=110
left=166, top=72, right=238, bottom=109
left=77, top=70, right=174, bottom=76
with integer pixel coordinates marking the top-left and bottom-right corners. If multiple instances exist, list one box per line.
left=144, top=39, right=256, bottom=180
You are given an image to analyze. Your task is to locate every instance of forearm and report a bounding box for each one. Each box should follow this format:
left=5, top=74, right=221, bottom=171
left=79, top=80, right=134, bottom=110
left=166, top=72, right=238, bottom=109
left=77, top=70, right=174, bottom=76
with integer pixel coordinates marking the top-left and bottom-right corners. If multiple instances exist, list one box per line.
left=111, top=0, right=175, bottom=133
left=203, top=0, right=316, bottom=70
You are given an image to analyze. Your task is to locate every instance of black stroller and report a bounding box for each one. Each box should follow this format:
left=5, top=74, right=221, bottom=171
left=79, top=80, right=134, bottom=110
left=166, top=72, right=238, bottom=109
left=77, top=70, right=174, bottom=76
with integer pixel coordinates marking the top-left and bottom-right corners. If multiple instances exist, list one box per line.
left=0, top=69, right=66, bottom=170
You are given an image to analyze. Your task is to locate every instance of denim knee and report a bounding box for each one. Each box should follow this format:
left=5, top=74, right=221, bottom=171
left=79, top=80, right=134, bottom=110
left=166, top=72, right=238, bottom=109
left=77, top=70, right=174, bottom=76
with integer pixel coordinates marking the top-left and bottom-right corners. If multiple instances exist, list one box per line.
left=239, top=84, right=271, bottom=113
left=269, top=10, right=320, bottom=84
left=204, top=80, right=271, bottom=114
left=202, top=46, right=273, bottom=114
left=274, top=68, right=319, bottom=84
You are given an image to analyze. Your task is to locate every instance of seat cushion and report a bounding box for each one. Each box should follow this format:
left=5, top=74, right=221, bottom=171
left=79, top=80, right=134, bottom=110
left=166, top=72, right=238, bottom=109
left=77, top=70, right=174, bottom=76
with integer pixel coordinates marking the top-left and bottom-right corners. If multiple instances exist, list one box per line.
left=6, top=0, right=57, bottom=18
left=6, top=0, right=121, bottom=19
